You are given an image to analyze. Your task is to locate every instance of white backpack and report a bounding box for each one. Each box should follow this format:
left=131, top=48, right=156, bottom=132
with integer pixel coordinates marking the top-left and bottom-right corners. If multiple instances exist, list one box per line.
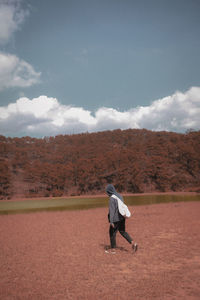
left=111, top=194, right=131, bottom=218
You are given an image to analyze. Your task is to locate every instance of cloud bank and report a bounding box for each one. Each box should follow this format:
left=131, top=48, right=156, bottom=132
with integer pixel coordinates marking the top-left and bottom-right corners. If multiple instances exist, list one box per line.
left=0, top=87, right=200, bottom=137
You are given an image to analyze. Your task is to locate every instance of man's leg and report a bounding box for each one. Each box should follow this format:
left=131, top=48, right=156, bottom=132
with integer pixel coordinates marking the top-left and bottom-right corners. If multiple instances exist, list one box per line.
left=118, top=219, right=138, bottom=251
left=118, top=219, right=133, bottom=244
left=109, top=223, right=119, bottom=248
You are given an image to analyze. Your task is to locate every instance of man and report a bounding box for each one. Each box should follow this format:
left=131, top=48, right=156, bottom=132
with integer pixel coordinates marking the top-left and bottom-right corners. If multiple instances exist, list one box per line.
left=105, top=184, right=138, bottom=254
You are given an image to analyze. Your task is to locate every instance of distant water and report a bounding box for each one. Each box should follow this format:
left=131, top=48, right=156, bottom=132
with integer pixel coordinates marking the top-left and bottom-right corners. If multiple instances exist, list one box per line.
left=124, top=194, right=200, bottom=206
left=0, top=194, right=200, bottom=214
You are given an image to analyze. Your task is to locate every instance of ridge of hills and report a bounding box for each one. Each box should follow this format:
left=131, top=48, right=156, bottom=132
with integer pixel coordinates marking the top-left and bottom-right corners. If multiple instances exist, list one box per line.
left=0, top=129, right=200, bottom=200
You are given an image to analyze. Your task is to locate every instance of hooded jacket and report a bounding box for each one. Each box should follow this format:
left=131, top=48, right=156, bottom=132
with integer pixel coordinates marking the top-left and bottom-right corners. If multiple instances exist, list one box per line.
left=106, top=184, right=124, bottom=223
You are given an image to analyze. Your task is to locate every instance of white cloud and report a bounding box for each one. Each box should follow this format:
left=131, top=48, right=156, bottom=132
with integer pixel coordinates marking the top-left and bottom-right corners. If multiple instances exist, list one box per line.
left=0, top=87, right=200, bottom=137
left=0, top=0, right=28, bottom=45
left=0, top=52, right=41, bottom=90
left=0, top=2, right=40, bottom=91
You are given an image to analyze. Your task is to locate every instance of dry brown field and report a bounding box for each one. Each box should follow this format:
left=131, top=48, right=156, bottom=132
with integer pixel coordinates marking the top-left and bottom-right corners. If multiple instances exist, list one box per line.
left=0, top=201, right=200, bottom=299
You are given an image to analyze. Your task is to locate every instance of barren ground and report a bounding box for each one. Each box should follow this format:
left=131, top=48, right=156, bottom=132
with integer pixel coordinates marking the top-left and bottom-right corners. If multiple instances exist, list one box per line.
left=0, top=201, right=200, bottom=299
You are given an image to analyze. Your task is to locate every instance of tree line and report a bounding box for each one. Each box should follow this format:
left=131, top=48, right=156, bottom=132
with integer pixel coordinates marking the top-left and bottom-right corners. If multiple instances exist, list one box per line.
left=0, top=129, right=200, bottom=199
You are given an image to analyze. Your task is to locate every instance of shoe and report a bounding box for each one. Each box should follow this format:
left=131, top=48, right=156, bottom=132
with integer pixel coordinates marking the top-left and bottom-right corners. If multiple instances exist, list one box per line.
left=132, top=243, right=138, bottom=252
left=105, top=249, right=116, bottom=254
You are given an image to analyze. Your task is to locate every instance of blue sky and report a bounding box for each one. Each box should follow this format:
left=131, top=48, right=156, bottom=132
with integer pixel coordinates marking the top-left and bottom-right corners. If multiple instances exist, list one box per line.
left=0, top=0, right=200, bottom=137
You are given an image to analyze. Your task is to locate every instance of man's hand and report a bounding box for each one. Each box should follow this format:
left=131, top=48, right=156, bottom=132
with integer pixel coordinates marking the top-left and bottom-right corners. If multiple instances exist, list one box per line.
left=110, top=223, right=115, bottom=228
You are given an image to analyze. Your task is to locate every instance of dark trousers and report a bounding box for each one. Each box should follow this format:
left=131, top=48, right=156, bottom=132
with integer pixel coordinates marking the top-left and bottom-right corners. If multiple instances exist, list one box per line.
left=109, top=219, right=132, bottom=248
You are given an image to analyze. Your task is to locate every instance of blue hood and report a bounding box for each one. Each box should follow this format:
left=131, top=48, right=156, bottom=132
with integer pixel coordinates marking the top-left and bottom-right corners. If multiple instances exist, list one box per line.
left=106, top=184, right=123, bottom=201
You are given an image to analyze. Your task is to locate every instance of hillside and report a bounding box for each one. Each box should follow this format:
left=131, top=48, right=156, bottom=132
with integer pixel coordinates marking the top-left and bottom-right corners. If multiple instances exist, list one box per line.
left=0, top=129, right=200, bottom=199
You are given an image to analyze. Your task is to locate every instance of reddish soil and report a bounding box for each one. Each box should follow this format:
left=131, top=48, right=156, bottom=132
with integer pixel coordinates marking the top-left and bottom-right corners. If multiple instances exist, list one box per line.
left=0, top=201, right=200, bottom=299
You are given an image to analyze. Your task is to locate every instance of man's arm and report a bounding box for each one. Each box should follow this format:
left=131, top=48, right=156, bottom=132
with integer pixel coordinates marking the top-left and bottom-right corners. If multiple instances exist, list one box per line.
left=109, top=197, right=116, bottom=225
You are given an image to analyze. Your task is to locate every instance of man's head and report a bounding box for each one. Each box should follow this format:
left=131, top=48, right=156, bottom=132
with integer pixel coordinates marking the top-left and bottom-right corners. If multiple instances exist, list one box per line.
left=106, top=184, right=116, bottom=196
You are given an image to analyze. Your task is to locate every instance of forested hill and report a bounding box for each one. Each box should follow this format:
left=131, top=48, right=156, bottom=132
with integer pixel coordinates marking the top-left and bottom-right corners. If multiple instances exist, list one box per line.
left=0, top=129, right=200, bottom=199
